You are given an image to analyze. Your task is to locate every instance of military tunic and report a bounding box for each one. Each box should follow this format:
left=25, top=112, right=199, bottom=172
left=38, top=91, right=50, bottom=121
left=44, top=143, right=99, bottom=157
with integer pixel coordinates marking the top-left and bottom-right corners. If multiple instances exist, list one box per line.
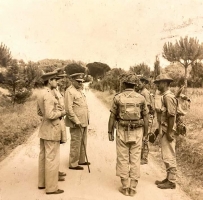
left=110, top=89, right=148, bottom=180
left=37, top=87, right=63, bottom=193
left=64, top=85, right=89, bottom=167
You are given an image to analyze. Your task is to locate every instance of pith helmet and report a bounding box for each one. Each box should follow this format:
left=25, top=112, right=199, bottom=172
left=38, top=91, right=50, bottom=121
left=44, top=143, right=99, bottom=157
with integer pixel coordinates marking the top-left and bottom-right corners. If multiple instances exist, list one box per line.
left=121, top=72, right=139, bottom=85
left=154, top=74, right=173, bottom=83
left=70, top=73, right=84, bottom=82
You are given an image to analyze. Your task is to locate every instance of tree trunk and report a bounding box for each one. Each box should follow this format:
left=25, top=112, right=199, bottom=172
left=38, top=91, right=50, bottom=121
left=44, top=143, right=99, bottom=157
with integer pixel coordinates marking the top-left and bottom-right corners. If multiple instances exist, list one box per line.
left=184, top=66, right=188, bottom=94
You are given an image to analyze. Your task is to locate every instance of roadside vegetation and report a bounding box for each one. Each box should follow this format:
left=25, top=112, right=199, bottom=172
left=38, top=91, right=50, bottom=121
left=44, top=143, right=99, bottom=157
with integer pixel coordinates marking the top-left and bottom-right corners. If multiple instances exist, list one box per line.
left=92, top=88, right=203, bottom=200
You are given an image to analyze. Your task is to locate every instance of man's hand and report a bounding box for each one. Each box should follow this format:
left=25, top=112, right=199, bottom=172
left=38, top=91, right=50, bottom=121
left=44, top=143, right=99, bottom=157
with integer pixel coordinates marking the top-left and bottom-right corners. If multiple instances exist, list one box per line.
left=61, top=110, right=66, bottom=117
left=108, top=132, right=114, bottom=141
left=57, top=105, right=63, bottom=111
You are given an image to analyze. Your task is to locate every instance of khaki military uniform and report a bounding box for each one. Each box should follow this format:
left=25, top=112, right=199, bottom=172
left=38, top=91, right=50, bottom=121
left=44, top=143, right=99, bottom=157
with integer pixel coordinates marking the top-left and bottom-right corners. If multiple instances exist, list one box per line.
left=110, top=89, right=148, bottom=180
left=37, top=87, right=63, bottom=193
left=159, top=90, right=177, bottom=183
left=140, top=87, right=152, bottom=163
left=64, top=85, right=89, bottom=167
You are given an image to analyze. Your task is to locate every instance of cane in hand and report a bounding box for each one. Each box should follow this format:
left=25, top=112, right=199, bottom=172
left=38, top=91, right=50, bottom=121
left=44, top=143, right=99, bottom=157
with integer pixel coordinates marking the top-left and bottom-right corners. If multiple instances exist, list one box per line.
left=79, top=126, right=91, bottom=173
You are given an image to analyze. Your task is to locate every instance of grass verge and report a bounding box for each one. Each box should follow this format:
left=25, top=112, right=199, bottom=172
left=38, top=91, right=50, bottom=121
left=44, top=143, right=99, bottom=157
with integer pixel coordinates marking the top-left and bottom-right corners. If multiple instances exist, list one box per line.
left=92, top=88, right=203, bottom=200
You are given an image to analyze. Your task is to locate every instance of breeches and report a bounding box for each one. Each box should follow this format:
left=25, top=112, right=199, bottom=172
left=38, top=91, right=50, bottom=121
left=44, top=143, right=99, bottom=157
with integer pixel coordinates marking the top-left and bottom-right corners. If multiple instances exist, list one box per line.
left=69, top=127, right=87, bottom=167
left=38, top=139, right=60, bottom=193
left=116, top=127, right=143, bottom=180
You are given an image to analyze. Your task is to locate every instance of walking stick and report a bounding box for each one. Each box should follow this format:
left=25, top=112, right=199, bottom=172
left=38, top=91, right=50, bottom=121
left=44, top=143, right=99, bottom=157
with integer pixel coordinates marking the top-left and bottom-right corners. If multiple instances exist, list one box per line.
left=79, top=126, right=91, bottom=173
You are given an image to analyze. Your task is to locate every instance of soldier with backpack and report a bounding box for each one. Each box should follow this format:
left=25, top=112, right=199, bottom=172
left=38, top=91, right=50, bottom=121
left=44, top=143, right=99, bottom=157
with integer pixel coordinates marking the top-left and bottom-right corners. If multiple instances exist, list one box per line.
left=108, top=72, right=149, bottom=196
left=153, top=74, right=178, bottom=189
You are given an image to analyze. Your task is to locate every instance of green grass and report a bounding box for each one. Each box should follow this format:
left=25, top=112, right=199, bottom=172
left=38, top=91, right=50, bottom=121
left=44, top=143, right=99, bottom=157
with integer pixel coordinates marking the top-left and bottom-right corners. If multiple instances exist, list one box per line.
left=0, top=89, right=41, bottom=161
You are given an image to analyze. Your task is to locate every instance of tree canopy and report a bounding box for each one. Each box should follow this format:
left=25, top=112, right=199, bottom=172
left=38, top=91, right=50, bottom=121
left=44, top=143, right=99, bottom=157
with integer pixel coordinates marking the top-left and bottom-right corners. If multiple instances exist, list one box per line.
left=64, top=63, right=86, bottom=75
left=163, top=36, right=203, bottom=88
left=0, top=43, right=12, bottom=67
left=129, top=63, right=150, bottom=77
left=86, top=62, right=111, bottom=80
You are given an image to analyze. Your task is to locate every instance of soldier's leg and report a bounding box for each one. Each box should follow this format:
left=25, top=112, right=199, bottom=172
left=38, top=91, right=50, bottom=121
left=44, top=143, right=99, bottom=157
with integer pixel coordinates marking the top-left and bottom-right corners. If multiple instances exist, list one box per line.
left=44, top=140, right=60, bottom=193
left=129, top=127, right=142, bottom=196
left=38, top=139, right=45, bottom=188
left=69, top=127, right=82, bottom=168
left=79, top=127, right=88, bottom=164
left=116, top=136, right=130, bottom=195
left=141, top=140, right=149, bottom=165
left=157, top=133, right=176, bottom=189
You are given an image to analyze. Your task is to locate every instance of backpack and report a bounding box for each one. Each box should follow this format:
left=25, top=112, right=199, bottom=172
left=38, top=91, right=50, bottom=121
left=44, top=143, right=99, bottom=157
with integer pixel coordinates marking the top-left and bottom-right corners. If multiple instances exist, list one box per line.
left=118, top=92, right=141, bottom=121
left=154, top=89, right=191, bottom=136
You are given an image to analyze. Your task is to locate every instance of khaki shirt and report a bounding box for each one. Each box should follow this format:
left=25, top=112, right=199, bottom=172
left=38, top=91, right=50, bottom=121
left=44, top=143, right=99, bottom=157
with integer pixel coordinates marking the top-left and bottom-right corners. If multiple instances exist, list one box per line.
left=140, top=88, right=151, bottom=106
left=64, top=85, right=89, bottom=128
left=37, top=87, right=62, bottom=141
left=110, top=89, right=148, bottom=141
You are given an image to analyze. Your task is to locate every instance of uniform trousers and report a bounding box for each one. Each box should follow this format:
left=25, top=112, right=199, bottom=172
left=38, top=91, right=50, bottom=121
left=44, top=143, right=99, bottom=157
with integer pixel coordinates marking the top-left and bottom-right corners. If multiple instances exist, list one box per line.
left=116, top=127, right=143, bottom=180
left=38, top=139, right=60, bottom=193
left=161, top=133, right=177, bottom=183
left=69, top=127, right=87, bottom=167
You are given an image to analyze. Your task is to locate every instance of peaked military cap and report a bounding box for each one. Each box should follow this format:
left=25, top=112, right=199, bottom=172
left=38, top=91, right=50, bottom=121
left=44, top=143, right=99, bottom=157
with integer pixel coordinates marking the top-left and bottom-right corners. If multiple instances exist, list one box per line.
left=56, top=73, right=68, bottom=79
left=154, top=74, right=173, bottom=83
left=140, top=76, right=149, bottom=84
left=41, top=71, right=59, bottom=81
left=70, top=73, right=84, bottom=82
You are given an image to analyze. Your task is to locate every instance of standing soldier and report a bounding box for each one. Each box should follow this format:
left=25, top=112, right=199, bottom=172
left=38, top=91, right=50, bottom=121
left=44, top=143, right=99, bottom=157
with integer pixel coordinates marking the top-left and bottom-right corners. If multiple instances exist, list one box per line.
left=139, top=76, right=154, bottom=165
left=64, top=73, right=90, bottom=170
left=154, top=74, right=177, bottom=189
left=108, top=72, right=149, bottom=196
left=37, top=71, right=66, bottom=195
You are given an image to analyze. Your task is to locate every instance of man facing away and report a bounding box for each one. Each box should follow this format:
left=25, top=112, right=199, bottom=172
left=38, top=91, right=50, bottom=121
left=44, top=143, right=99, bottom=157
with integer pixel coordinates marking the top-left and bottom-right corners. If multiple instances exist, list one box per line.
left=37, top=71, right=66, bottom=195
left=108, top=72, right=148, bottom=196
left=154, top=74, right=178, bottom=189
left=64, top=73, right=90, bottom=170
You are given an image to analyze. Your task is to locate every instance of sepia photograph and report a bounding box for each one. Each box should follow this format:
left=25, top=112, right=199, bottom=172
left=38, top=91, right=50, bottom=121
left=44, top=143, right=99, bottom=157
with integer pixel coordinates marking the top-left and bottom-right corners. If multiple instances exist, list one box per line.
left=0, top=0, right=202, bottom=199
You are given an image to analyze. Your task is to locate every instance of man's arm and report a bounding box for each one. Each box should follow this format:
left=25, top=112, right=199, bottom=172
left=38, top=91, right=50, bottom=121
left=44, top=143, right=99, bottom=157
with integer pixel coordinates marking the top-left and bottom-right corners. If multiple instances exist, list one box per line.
left=108, top=112, right=116, bottom=141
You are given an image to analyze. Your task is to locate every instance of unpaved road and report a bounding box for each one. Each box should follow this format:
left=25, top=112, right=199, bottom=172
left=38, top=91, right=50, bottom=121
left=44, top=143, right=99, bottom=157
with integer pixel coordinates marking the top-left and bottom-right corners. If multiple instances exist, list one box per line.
left=0, top=89, right=192, bottom=200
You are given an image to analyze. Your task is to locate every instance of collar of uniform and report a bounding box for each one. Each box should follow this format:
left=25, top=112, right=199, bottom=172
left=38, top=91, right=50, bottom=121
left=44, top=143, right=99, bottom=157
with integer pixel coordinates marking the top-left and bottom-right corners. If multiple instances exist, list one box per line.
left=162, top=89, right=171, bottom=96
left=124, top=88, right=134, bottom=91
left=44, top=86, right=51, bottom=93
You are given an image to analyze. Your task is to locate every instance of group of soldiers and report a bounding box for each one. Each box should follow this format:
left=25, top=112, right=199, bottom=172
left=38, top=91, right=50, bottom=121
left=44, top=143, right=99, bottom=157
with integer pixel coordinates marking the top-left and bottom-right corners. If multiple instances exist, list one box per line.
left=37, top=70, right=178, bottom=197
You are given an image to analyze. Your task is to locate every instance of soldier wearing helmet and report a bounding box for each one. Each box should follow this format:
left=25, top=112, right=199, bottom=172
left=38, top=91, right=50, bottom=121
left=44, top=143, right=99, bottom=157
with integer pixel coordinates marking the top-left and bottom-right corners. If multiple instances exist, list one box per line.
left=153, top=74, right=177, bottom=189
left=108, top=72, right=149, bottom=196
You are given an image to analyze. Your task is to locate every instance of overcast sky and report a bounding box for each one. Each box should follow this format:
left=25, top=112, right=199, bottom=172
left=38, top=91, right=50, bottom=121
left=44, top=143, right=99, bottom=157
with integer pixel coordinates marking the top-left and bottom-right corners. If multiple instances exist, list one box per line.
left=0, top=0, right=203, bottom=70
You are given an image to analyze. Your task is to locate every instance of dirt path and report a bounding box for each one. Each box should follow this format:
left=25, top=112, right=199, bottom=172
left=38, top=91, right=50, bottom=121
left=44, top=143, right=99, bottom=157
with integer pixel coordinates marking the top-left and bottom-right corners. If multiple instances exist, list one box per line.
left=0, top=89, right=192, bottom=200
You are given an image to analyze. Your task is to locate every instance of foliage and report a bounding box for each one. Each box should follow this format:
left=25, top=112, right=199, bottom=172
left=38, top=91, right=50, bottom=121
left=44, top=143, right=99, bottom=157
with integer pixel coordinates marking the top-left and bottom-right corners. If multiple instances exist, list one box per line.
left=0, top=43, right=12, bottom=67
left=64, top=63, right=86, bottom=75
left=190, top=62, right=203, bottom=87
left=129, top=63, right=150, bottom=77
left=163, top=36, right=203, bottom=88
left=86, top=62, right=111, bottom=80
left=153, top=55, right=161, bottom=79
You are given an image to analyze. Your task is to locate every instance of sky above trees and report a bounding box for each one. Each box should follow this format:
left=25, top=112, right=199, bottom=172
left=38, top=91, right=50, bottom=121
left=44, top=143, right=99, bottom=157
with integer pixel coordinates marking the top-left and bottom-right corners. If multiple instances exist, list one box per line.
left=0, top=0, right=203, bottom=70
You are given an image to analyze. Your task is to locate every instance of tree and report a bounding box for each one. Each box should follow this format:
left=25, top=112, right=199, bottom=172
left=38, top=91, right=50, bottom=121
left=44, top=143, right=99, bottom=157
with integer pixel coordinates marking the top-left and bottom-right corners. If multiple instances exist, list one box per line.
left=0, top=43, right=12, bottom=67
left=154, top=55, right=161, bottom=79
left=129, top=63, right=150, bottom=77
left=163, top=36, right=203, bottom=88
left=64, top=63, right=86, bottom=75
left=190, top=62, right=203, bottom=87
left=86, top=62, right=111, bottom=80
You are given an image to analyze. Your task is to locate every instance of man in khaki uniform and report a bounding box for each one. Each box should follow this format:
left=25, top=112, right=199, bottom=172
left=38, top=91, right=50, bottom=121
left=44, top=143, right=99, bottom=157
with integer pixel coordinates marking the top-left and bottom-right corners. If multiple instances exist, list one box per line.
left=139, top=76, right=154, bottom=165
left=37, top=71, right=66, bottom=195
left=154, top=74, right=177, bottom=189
left=64, top=73, right=90, bottom=170
left=108, top=72, right=148, bottom=196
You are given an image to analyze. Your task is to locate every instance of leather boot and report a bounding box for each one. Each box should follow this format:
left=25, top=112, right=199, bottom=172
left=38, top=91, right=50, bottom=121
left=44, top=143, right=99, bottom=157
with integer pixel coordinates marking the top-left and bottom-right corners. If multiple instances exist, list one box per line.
left=155, top=178, right=168, bottom=185
left=157, top=180, right=176, bottom=189
left=119, top=178, right=129, bottom=196
left=129, top=179, right=138, bottom=197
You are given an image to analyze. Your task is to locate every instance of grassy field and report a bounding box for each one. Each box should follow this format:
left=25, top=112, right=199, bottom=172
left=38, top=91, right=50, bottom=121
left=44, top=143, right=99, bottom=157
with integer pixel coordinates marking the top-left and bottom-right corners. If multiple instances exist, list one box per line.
left=0, top=89, right=41, bottom=161
left=92, top=88, right=203, bottom=200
